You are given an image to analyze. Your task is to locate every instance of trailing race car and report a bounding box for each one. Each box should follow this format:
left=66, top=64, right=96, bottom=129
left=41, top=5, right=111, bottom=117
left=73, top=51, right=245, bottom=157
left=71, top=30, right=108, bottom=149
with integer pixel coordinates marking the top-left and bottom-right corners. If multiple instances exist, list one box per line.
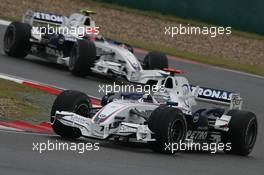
left=3, top=10, right=168, bottom=84
left=51, top=69, right=258, bottom=156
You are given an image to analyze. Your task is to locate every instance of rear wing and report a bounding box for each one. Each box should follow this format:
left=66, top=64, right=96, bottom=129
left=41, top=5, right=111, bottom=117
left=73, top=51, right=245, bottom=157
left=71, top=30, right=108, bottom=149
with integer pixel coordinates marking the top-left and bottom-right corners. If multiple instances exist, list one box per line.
left=22, top=10, right=66, bottom=26
left=190, top=85, right=243, bottom=110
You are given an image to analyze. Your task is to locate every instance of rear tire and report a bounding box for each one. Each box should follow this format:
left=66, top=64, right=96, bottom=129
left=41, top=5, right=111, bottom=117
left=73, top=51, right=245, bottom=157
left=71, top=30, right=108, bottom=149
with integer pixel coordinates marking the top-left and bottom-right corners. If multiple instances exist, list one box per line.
left=4, top=22, right=31, bottom=58
left=221, top=110, right=258, bottom=156
left=148, top=106, right=187, bottom=154
left=69, top=39, right=96, bottom=77
left=51, top=90, right=92, bottom=139
left=143, top=51, right=168, bottom=70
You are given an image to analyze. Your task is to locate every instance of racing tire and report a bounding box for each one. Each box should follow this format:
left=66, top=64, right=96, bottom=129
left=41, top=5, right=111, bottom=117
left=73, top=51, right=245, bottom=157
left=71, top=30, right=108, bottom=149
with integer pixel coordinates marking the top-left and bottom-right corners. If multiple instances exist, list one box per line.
left=143, top=51, right=168, bottom=70
left=221, top=110, right=258, bottom=156
left=3, top=22, right=31, bottom=58
left=51, top=90, right=92, bottom=139
left=69, top=39, right=96, bottom=77
left=148, top=106, right=187, bottom=154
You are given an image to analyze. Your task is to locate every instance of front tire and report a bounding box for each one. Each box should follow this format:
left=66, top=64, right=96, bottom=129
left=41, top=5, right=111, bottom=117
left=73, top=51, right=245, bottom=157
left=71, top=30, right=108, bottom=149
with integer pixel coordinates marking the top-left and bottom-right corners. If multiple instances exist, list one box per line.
left=222, top=110, right=258, bottom=156
left=51, top=90, right=92, bottom=139
left=4, top=22, right=31, bottom=58
left=69, top=39, right=96, bottom=77
left=148, top=106, right=187, bottom=154
left=143, top=51, right=168, bottom=70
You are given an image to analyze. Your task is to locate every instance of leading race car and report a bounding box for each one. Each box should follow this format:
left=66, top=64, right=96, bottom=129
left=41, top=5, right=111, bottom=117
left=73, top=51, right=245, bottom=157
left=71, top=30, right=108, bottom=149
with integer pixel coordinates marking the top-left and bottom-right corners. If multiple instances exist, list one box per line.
left=3, top=10, right=169, bottom=84
left=50, top=69, right=258, bottom=156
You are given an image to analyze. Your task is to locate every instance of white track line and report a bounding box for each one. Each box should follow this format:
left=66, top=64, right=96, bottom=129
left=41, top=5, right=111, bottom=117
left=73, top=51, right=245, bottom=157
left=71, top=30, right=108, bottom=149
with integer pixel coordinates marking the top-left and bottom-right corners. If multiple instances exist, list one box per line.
left=0, top=19, right=10, bottom=26
left=0, top=19, right=263, bottom=80
left=0, top=74, right=24, bottom=84
left=0, top=72, right=101, bottom=100
left=0, top=125, right=23, bottom=132
left=0, top=128, right=57, bottom=136
left=208, top=66, right=264, bottom=80
left=0, top=72, right=65, bottom=90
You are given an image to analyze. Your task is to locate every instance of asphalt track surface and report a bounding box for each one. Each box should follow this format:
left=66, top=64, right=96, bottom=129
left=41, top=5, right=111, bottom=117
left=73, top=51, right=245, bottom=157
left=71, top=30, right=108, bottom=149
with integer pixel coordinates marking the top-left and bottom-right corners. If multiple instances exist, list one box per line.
left=0, top=24, right=264, bottom=175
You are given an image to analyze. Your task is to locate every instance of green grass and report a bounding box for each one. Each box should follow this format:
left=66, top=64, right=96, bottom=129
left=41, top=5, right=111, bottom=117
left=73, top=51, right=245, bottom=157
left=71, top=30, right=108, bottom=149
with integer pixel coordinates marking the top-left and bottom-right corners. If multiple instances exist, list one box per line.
left=0, top=79, right=56, bottom=123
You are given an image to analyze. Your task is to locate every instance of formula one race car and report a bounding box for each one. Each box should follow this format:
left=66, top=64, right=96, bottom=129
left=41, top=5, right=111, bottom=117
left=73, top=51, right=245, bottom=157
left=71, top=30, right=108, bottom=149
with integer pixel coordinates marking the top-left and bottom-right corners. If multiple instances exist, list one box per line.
left=3, top=10, right=168, bottom=84
left=50, top=69, right=258, bottom=156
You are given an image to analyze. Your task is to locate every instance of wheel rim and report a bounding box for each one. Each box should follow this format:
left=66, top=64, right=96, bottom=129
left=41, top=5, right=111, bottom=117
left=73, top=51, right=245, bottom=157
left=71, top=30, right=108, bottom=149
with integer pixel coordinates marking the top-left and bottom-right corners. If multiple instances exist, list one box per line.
left=4, top=26, right=15, bottom=51
left=74, top=103, right=91, bottom=118
left=246, top=120, right=257, bottom=148
left=169, top=119, right=185, bottom=143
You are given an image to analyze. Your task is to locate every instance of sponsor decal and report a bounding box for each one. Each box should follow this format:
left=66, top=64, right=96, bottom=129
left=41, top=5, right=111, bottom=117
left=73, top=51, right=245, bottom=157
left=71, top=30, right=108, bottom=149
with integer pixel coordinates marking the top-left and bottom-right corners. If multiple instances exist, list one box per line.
left=186, top=130, right=208, bottom=140
left=192, top=113, right=199, bottom=123
left=70, top=115, right=87, bottom=125
left=34, top=12, right=64, bottom=24
left=191, top=85, right=232, bottom=102
left=93, top=105, right=127, bottom=124
left=182, top=84, right=190, bottom=95
left=94, top=113, right=107, bottom=124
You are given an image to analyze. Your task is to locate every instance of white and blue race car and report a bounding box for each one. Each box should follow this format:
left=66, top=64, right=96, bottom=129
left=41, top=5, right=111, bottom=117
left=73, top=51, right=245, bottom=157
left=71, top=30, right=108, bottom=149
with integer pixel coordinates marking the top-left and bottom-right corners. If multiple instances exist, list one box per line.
left=51, top=69, right=258, bottom=156
left=4, top=10, right=169, bottom=84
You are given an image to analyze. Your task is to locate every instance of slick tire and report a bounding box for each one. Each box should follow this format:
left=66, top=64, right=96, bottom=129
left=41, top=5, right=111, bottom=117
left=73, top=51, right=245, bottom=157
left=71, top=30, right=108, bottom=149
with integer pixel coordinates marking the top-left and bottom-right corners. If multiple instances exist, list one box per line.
left=69, top=39, right=96, bottom=76
left=221, top=110, right=258, bottom=156
left=51, top=90, right=92, bottom=139
left=4, top=22, right=31, bottom=58
left=143, top=51, right=168, bottom=70
left=148, top=106, right=187, bottom=154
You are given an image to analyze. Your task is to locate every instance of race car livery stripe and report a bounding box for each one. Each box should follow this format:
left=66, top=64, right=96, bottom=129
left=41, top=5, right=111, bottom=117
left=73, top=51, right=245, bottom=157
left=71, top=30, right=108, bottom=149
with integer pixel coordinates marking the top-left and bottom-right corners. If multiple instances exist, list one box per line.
left=100, top=105, right=128, bottom=124
left=93, top=105, right=127, bottom=124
